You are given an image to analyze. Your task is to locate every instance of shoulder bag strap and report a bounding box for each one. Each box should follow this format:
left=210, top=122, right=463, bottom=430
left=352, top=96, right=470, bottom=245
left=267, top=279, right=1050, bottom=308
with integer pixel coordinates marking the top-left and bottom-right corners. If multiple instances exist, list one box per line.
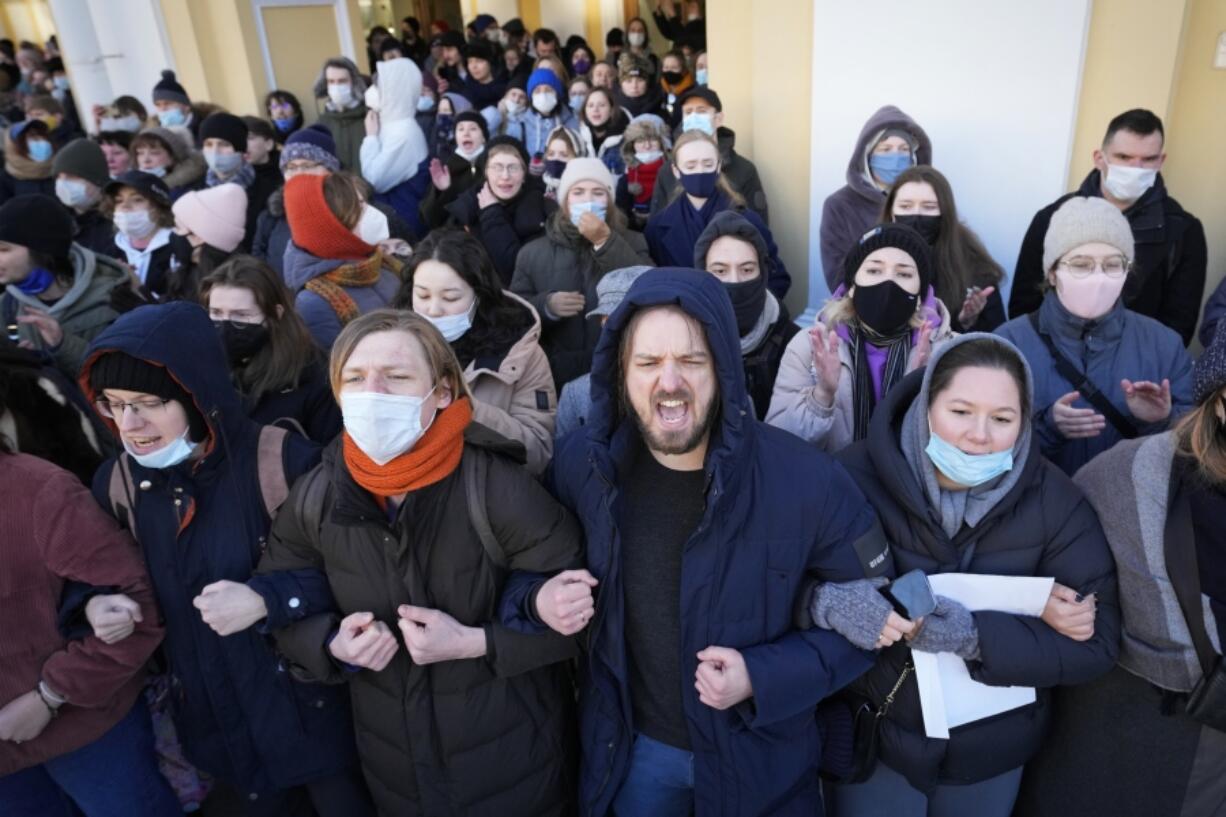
left=1163, top=457, right=1218, bottom=676
left=462, top=450, right=506, bottom=569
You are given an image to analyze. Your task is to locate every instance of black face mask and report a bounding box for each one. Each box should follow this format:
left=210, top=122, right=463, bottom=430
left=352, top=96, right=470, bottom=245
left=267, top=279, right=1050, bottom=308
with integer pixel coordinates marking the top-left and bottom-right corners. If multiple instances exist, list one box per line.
left=723, top=276, right=767, bottom=337
left=213, top=320, right=270, bottom=366
left=894, top=214, right=941, bottom=245
left=852, top=279, right=919, bottom=335
left=661, top=70, right=684, bottom=85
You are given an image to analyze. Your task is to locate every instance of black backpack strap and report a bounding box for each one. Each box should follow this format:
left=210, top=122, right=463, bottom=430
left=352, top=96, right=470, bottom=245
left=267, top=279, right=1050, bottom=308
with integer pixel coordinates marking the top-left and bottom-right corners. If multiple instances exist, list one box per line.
left=461, top=450, right=505, bottom=569
left=1163, top=458, right=1218, bottom=676
left=1028, top=312, right=1138, bottom=439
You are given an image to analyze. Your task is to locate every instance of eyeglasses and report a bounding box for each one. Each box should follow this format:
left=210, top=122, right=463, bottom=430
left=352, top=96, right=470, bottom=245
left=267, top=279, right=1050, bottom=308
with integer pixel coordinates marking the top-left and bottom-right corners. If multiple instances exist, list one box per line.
left=487, top=162, right=524, bottom=178
left=1058, top=256, right=1130, bottom=278
left=94, top=397, right=171, bottom=419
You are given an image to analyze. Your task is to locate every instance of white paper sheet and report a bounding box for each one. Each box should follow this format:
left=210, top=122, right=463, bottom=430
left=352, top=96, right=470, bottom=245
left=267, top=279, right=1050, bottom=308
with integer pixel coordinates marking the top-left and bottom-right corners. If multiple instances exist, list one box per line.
left=912, top=573, right=1054, bottom=739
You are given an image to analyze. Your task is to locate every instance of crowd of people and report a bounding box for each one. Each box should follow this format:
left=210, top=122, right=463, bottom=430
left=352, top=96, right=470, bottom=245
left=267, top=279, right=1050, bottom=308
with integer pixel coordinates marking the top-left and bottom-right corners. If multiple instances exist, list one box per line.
left=0, top=3, right=1223, bottom=816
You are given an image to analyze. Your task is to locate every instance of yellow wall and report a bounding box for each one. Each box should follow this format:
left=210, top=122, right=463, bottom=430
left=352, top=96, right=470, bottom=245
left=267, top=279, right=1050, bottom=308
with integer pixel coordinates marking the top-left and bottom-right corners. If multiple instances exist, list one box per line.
left=707, top=0, right=813, bottom=317
left=263, top=5, right=343, bottom=124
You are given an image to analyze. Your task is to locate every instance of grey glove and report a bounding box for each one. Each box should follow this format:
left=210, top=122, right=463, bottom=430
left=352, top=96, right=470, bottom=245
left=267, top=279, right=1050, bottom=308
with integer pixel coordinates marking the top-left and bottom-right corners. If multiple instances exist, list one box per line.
left=810, top=578, right=894, bottom=651
left=907, top=595, right=980, bottom=660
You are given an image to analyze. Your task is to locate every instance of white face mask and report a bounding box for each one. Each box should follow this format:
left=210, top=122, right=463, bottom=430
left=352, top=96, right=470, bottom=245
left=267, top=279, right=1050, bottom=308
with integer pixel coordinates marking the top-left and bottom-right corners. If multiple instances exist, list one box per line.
left=55, top=178, right=96, bottom=209
left=425, top=298, right=477, bottom=342
left=101, top=114, right=142, bottom=133
left=1102, top=163, right=1157, bottom=203
left=327, top=83, right=354, bottom=107
left=124, top=428, right=198, bottom=470
left=628, top=31, right=646, bottom=47
left=1054, top=268, right=1127, bottom=320
left=341, top=389, right=436, bottom=465
left=504, top=99, right=524, bottom=118
left=455, top=143, right=484, bottom=162
left=635, top=149, right=663, bottom=164
left=533, top=91, right=557, bottom=114
left=364, top=85, right=381, bottom=112
left=114, top=209, right=156, bottom=238
left=353, top=204, right=390, bottom=245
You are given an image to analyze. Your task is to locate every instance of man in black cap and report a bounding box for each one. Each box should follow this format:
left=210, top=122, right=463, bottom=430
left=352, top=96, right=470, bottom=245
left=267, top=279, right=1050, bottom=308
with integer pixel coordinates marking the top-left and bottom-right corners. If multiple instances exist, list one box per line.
left=104, top=171, right=177, bottom=298
left=199, top=112, right=277, bottom=251
left=649, top=86, right=770, bottom=226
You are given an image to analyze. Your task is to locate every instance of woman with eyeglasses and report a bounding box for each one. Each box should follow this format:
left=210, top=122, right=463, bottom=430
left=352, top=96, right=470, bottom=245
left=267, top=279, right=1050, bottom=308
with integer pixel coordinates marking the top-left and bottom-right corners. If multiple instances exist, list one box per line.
left=995, top=197, right=1192, bottom=475
left=201, top=255, right=340, bottom=444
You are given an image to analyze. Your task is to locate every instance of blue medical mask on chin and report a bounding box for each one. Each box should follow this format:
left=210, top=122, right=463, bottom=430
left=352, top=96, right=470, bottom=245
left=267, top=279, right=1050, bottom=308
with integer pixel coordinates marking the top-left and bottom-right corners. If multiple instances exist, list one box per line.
left=924, top=426, right=1014, bottom=488
left=16, top=266, right=54, bottom=295
left=869, top=151, right=912, bottom=185
left=569, top=199, right=607, bottom=225
left=124, top=428, right=199, bottom=470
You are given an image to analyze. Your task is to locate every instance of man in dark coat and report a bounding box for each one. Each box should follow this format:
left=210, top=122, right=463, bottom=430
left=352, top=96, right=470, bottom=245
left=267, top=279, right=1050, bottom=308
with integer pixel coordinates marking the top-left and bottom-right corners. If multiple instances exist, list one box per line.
left=649, top=87, right=770, bottom=225
left=527, top=269, right=883, bottom=815
left=1008, top=108, right=1207, bottom=346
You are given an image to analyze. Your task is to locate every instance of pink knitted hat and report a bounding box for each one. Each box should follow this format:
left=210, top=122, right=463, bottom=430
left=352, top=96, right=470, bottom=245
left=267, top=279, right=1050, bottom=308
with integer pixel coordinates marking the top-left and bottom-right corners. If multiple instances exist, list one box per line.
left=171, top=183, right=247, bottom=252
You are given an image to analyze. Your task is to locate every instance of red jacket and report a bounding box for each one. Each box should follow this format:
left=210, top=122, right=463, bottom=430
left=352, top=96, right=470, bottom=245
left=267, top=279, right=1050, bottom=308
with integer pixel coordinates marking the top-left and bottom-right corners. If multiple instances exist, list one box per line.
left=0, top=453, right=163, bottom=775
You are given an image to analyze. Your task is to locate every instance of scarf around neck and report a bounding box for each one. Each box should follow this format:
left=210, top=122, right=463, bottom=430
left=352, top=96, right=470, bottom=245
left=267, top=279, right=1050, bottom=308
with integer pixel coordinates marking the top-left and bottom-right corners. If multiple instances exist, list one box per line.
left=304, top=251, right=396, bottom=325
left=343, top=397, right=472, bottom=498
left=850, top=323, right=911, bottom=441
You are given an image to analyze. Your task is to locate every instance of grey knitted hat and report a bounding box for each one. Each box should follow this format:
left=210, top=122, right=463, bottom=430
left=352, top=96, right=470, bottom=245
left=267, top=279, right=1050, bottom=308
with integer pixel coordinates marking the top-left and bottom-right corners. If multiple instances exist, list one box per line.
left=1042, top=196, right=1134, bottom=272
left=588, top=265, right=652, bottom=318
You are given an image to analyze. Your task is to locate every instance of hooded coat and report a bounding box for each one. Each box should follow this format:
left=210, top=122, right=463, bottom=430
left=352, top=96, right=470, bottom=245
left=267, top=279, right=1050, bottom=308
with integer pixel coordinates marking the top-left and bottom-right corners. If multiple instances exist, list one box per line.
left=649, top=126, right=769, bottom=226
left=834, top=333, right=1119, bottom=793
left=282, top=243, right=402, bottom=349
left=360, top=58, right=432, bottom=238
left=140, top=126, right=207, bottom=201
left=256, top=424, right=584, bottom=817
left=1007, top=170, right=1207, bottom=346
left=510, top=211, right=652, bottom=388
left=819, top=106, right=932, bottom=290
left=645, top=189, right=790, bottom=297
left=0, top=126, right=54, bottom=203
left=77, top=302, right=360, bottom=797
left=1, top=244, right=132, bottom=377
left=543, top=268, right=880, bottom=816
left=994, top=291, right=1193, bottom=475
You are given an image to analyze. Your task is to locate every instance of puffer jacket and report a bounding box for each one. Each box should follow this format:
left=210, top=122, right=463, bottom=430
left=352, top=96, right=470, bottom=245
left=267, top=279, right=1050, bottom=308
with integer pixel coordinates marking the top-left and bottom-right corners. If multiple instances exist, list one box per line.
left=510, top=211, right=652, bottom=388
left=77, top=301, right=361, bottom=798
left=464, top=291, right=557, bottom=475
left=257, top=423, right=584, bottom=817
left=283, top=243, right=402, bottom=349
left=834, top=334, right=1119, bottom=793
left=818, top=106, right=932, bottom=290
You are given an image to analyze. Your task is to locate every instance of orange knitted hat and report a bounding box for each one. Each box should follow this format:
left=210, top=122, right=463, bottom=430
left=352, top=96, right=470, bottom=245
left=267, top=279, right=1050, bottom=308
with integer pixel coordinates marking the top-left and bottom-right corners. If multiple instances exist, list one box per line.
left=284, top=174, right=375, bottom=261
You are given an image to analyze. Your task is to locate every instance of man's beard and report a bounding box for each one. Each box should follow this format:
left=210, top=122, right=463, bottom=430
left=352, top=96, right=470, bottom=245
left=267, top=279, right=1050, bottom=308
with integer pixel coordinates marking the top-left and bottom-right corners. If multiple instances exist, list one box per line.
left=629, top=387, right=717, bottom=457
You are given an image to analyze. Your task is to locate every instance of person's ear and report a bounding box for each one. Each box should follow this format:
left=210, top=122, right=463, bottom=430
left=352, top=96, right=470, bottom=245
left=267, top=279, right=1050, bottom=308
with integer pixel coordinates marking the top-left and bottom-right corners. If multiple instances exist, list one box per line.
left=436, top=380, right=455, bottom=409
left=1091, top=147, right=1107, bottom=172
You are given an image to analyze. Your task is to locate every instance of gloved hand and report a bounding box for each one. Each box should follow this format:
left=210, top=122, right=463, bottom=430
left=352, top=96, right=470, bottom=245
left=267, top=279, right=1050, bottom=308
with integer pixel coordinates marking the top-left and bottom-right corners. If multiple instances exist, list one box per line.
left=810, top=577, right=896, bottom=651
left=906, top=595, right=980, bottom=660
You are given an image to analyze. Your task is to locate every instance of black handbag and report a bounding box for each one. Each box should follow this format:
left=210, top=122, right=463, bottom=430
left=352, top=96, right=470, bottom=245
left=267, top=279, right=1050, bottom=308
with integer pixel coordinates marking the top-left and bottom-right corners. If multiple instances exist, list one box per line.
left=1164, top=459, right=1226, bottom=732
left=825, top=660, right=913, bottom=784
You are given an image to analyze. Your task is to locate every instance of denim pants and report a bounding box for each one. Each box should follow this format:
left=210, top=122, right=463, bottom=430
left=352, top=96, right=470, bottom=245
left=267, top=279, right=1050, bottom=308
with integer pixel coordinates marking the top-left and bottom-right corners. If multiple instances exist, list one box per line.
left=612, top=733, right=696, bottom=817
left=0, top=697, right=181, bottom=817
left=829, top=760, right=1023, bottom=817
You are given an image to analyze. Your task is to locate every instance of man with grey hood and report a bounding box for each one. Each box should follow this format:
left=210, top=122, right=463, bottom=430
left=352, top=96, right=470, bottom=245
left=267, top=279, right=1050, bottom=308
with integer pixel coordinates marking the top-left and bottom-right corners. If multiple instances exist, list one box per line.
left=808, top=332, right=1119, bottom=816
left=819, top=105, right=932, bottom=290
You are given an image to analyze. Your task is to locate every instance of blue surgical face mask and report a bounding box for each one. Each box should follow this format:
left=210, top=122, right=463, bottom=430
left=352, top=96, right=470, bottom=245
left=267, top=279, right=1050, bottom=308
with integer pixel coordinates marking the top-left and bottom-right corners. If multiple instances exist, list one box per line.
left=924, top=425, right=1014, bottom=488
left=425, top=298, right=477, bottom=342
left=682, top=112, right=715, bottom=136
left=569, top=94, right=586, bottom=113
left=16, top=266, right=54, bottom=295
left=869, top=151, right=912, bottom=185
left=204, top=150, right=244, bottom=175
left=272, top=117, right=296, bottom=133
left=416, top=95, right=436, bottom=112
left=157, top=107, right=188, bottom=128
left=144, top=165, right=167, bottom=178
left=569, top=199, right=607, bottom=225
left=124, top=428, right=199, bottom=470
left=26, top=139, right=52, bottom=162
left=695, top=68, right=708, bottom=86
left=53, top=76, right=70, bottom=91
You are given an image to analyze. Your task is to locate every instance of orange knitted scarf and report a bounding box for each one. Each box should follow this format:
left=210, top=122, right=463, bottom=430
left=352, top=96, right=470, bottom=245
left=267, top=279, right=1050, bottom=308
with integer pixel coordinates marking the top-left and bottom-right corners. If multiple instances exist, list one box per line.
left=343, top=397, right=472, bottom=498
left=304, top=251, right=403, bottom=325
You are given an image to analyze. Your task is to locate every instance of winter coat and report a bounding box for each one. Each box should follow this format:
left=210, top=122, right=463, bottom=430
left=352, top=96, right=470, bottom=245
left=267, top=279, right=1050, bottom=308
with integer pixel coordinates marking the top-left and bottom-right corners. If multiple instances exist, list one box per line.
left=0, top=452, right=163, bottom=777
left=1198, top=275, right=1226, bottom=348
left=543, top=268, right=880, bottom=817
left=115, top=227, right=175, bottom=297
left=282, top=243, right=402, bottom=349
left=464, top=291, right=557, bottom=475
left=257, top=426, right=584, bottom=817
left=361, top=58, right=431, bottom=237
left=510, top=213, right=652, bottom=388
left=2, top=244, right=132, bottom=377
left=1008, top=171, right=1207, bottom=346
left=419, top=152, right=482, bottom=230
left=254, top=190, right=412, bottom=279
left=78, top=302, right=360, bottom=796
left=238, top=161, right=281, bottom=252
left=767, top=293, right=953, bottom=453
left=578, top=120, right=627, bottom=177
left=459, top=75, right=507, bottom=110
left=446, top=176, right=555, bottom=286
left=0, top=139, right=53, bottom=204
left=1014, top=431, right=1226, bottom=817
left=645, top=190, right=790, bottom=297
left=372, top=162, right=431, bottom=241
left=834, top=336, right=1119, bottom=793
left=319, top=102, right=369, bottom=174
left=995, top=292, right=1193, bottom=475
left=819, top=106, right=932, bottom=290
left=246, top=359, right=342, bottom=445
left=70, top=208, right=121, bottom=259
left=740, top=299, right=800, bottom=421
left=649, top=126, right=769, bottom=226
left=554, top=372, right=591, bottom=439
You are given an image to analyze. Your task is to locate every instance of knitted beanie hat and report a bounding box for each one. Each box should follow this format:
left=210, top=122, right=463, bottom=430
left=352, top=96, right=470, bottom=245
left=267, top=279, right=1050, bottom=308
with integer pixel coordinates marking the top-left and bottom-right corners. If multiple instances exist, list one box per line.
left=152, top=70, right=190, bottom=106
left=0, top=194, right=74, bottom=260
left=284, top=174, right=373, bottom=260
left=454, top=110, right=490, bottom=142
left=171, top=183, right=248, bottom=252
left=199, top=112, right=248, bottom=152
left=88, top=350, right=208, bottom=441
left=52, top=138, right=110, bottom=189
left=557, top=157, right=614, bottom=204
left=280, top=124, right=340, bottom=173
left=1194, top=322, right=1226, bottom=404
left=527, top=67, right=564, bottom=98
left=1042, top=196, right=1135, bottom=272
left=842, top=222, right=933, bottom=294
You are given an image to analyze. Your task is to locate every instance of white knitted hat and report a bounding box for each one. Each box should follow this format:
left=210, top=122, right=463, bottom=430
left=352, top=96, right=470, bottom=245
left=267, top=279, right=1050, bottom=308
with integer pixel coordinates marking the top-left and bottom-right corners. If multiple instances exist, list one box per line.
left=1042, top=196, right=1134, bottom=272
